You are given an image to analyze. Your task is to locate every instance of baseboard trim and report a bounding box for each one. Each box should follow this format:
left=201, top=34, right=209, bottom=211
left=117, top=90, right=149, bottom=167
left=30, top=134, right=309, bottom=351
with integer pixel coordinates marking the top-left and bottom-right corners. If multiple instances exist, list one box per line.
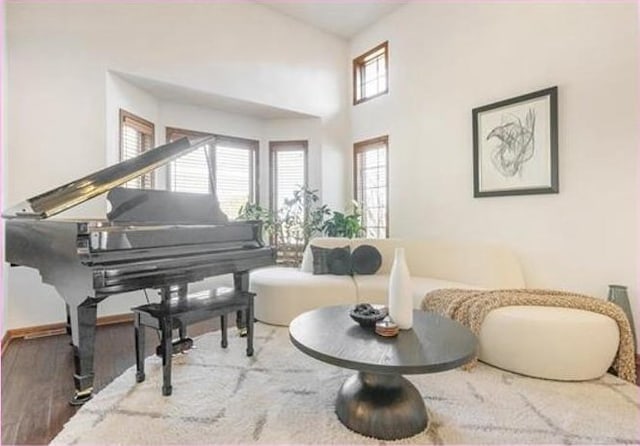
left=1, top=332, right=10, bottom=355
left=2, top=313, right=134, bottom=354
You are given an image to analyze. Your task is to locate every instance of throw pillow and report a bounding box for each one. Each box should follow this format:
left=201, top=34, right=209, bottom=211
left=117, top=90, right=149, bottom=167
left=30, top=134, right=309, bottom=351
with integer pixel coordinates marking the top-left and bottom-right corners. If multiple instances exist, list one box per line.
left=351, top=244, right=382, bottom=275
left=327, top=246, right=352, bottom=275
left=311, top=245, right=352, bottom=275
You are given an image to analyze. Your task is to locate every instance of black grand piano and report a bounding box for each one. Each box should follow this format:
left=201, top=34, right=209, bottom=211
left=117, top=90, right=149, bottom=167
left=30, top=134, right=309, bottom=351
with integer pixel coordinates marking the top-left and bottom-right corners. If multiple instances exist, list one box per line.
left=3, top=137, right=275, bottom=404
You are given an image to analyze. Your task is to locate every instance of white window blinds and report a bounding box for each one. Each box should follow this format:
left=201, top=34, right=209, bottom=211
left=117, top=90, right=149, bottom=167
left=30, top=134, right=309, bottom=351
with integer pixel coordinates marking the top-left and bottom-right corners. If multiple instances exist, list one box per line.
left=167, top=128, right=258, bottom=219
left=120, top=110, right=154, bottom=189
left=270, top=141, right=307, bottom=213
left=216, top=138, right=257, bottom=219
left=354, top=136, right=388, bottom=238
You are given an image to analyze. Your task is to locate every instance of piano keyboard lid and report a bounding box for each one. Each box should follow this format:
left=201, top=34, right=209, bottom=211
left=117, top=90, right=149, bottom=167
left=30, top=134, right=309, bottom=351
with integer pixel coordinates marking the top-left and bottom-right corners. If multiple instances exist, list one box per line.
left=3, top=136, right=215, bottom=220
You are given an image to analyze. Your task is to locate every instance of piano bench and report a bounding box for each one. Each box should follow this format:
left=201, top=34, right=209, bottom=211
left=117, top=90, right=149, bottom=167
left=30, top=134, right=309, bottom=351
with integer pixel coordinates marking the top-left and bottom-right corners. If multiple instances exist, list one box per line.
left=132, top=288, right=255, bottom=396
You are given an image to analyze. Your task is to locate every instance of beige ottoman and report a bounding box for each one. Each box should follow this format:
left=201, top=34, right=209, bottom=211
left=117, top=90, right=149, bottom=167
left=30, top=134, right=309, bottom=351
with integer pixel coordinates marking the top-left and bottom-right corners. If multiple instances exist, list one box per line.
left=479, top=306, right=620, bottom=381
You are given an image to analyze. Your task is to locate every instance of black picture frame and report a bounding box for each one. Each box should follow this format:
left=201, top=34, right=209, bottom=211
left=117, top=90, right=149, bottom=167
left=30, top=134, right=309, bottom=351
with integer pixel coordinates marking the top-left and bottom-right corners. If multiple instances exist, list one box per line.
left=472, top=86, right=559, bottom=197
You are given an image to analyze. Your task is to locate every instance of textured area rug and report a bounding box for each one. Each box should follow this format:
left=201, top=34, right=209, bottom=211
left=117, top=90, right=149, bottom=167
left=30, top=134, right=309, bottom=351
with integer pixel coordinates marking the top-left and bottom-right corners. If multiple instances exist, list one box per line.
left=53, top=324, right=640, bottom=445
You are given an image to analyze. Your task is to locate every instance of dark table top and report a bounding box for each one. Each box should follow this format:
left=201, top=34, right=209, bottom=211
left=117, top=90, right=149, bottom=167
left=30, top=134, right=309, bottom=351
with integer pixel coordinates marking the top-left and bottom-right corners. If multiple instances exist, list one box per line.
left=289, top=305, right=478, bottom=375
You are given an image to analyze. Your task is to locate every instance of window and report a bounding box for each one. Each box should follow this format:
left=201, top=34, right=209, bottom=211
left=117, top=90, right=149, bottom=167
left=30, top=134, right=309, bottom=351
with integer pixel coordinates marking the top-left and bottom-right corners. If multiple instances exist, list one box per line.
left=269, top=141, right=308, bottom=214
left=353, top=41, right=388, bottom=105
left=354, top=136, right=388, bottom=238
left=166, top=128, right=258, bottom=219
left=166, top=128, right=213, bottom=194
left=119, top=109, right=155, bottom=189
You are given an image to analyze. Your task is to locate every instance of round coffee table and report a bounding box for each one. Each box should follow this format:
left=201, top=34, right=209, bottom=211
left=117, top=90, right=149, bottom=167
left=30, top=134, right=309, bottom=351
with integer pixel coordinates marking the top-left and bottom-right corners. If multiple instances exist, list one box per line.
left=289, top=305, right=477, bottom=440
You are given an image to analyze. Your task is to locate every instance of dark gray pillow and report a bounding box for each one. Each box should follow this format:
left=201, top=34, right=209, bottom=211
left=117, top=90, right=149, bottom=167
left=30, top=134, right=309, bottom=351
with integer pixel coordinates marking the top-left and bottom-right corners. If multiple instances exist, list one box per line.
left=311, top=245, right=352, bottom=275
left=351, top=244, right=382, bottom=275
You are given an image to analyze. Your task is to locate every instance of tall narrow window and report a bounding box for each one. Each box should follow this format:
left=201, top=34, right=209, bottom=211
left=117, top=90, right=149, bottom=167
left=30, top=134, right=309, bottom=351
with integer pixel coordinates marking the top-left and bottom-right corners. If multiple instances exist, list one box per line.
left=166, top=128, right=213, bottom=194
left=166, top=128, right=258, bottom=219
left=269, top=141, right=308, bottom=215
left=353, top=41, right=388, bottom=105
left=215, top=136, right=258, bottom=218
left=354, top=136, right=388, bottom=238
left=119, top=109, right=155, bottom=188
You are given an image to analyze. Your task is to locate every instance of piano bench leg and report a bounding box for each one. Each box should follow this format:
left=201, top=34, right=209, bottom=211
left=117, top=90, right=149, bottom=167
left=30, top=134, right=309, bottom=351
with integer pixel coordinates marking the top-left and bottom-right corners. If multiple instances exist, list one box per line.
left=220, top=314, right=228, bottom=349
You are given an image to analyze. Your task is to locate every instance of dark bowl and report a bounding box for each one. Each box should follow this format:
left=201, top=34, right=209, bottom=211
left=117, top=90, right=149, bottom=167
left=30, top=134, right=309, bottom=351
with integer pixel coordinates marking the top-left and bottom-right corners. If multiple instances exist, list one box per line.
left=349, top=306, right=388, bottom=328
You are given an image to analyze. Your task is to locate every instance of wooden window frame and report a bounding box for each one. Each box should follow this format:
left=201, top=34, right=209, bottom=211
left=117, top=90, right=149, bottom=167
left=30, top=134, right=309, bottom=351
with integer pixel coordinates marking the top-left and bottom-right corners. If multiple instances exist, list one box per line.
left=354, top=135, right=389, bottom=238
left=165, top=127, right=260, bottom=205
left=119, top=109, right=155, bottom=188
left=269, top=140, right=309, bottom=214
left=353, top=41, right=389, bottom=106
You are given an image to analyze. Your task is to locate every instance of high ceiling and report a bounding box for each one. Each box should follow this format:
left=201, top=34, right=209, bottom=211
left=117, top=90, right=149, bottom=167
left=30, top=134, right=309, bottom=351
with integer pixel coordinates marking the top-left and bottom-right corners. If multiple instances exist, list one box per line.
left=259, top=1, right=408, bottom=39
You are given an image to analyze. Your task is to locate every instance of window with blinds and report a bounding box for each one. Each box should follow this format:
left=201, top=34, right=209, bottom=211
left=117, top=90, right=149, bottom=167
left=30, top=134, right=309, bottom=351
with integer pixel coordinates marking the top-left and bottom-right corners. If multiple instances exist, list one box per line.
left=269, top=141, right=308, bottom=214
left=167, top=128, right=212, bottom=194
left=353, top=41, right=388, bottom=105
left=119, top=110, right=155, bottom=189
left=166, top=128, right=258, bottom=219
left=354, top=136, right=388, bottom=238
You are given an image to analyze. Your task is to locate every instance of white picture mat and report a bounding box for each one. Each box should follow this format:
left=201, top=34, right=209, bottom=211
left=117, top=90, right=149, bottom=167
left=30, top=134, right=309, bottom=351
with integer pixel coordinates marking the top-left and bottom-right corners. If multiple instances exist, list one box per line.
left=478, top=95, right=552, bottom=192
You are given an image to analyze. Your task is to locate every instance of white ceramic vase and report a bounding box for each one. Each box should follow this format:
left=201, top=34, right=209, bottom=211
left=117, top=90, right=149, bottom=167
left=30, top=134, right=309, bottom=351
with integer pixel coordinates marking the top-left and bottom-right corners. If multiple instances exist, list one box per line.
left=388, top=247, right=413, bottom=329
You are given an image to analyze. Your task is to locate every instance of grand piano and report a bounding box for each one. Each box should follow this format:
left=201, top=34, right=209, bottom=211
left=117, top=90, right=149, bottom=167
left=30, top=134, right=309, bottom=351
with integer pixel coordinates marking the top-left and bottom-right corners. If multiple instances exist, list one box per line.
left=4, top=137, right=276, bottom=404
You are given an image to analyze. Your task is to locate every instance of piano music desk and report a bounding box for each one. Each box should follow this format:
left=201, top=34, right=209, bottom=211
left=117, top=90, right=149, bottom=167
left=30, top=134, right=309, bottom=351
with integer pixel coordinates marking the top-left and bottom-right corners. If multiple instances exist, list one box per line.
left=132, top=287, right=255, bottom=396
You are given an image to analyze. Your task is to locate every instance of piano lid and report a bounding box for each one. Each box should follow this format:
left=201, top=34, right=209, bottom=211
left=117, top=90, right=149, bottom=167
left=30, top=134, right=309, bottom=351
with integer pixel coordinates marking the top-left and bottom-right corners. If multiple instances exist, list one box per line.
left=3, top=136, right=215, bottom=220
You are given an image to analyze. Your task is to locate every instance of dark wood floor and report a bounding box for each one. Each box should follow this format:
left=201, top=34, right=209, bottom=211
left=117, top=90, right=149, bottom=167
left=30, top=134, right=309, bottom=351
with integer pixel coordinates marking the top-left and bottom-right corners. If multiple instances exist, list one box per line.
left=1, top=320, right=220, bottom=445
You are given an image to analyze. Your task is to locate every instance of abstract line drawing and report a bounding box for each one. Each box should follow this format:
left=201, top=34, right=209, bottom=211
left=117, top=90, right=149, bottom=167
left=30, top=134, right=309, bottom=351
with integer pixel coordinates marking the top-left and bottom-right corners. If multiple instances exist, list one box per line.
left=486, top=109, right=535, bottom=178
left=472, top=86, right=558, bottom=197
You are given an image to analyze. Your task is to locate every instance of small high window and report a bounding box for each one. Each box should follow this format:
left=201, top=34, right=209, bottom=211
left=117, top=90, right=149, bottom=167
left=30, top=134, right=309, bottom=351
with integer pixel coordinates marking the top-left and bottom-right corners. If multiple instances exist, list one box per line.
left=353, top=41, right=389, bottom=105
left=119, top=109, right=155, bottom=189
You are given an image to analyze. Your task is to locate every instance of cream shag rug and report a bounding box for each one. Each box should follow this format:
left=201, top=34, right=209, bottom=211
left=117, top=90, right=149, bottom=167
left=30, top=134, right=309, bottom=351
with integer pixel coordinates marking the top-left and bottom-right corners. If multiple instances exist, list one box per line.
left=53, top=324, right=640, bottom=445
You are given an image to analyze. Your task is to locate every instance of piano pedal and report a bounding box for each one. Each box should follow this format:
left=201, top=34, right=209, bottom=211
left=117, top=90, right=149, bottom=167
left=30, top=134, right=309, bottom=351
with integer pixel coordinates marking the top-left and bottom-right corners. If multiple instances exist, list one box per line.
left=70, top=388, right=94, bottom=406
left=237, top=327, right=248, bottom=337
left=156, top=337, right=194, bottom=357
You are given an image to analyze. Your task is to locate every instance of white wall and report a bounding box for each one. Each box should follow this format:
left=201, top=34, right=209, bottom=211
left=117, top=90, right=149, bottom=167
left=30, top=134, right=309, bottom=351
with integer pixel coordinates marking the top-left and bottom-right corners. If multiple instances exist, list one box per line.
left=1, top=0, right=7, bottom=339
left=351, top=2, right=640, bottom=341
left=5, top=2, right=349, bottom=329
left=106, top=73, right=160, bottom=167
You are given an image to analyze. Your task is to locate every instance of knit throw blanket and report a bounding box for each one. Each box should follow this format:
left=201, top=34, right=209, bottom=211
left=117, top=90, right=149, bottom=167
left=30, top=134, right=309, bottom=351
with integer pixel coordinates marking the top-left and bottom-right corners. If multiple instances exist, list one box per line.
left=420, top=288, right=637, bottom=383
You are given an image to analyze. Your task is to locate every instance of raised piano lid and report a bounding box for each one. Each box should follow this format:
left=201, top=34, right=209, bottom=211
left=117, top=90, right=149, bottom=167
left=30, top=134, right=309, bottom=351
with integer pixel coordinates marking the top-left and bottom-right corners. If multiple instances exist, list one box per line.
left=3, top=136, right=215, bottom=220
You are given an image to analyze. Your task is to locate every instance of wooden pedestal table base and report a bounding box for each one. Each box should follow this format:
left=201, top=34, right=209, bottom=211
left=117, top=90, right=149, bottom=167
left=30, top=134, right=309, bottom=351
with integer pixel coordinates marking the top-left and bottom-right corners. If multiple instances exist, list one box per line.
left=336, top=371, right=428, bottom=440
left=289, top=305, right=477, bottom=441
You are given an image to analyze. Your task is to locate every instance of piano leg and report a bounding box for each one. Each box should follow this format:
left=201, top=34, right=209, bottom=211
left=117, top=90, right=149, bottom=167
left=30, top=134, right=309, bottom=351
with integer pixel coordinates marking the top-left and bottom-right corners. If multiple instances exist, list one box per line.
left=134, top=312, right=146, bottom=383
left=246, top=294, right=254, bottom=357
left=68, top=299, right=98, bottom=406
left=65, top=304, right=72, bottom=336
left=161, top=315, right=173, bottom=396
left=220, top=314, right=228, bottom=348
left=234, top=271, right=249, bottom=337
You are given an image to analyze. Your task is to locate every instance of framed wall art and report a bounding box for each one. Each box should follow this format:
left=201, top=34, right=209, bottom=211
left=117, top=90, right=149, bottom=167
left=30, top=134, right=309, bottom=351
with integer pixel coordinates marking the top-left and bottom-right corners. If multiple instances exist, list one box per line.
left=472, top=86, right=558, bottom=197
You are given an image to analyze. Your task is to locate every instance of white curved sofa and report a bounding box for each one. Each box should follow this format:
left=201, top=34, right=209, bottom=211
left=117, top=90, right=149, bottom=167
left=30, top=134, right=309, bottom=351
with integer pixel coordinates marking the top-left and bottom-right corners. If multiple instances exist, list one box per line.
left=250, top=237, right=621, bottom=381
left=251, top=237, right=525, bottom=326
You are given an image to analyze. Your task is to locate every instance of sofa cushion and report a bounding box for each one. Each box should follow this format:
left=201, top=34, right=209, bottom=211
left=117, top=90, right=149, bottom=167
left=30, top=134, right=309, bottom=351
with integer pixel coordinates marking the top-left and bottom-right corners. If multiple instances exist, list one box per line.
left=353, top=274, right=482, bottom=308
left=301, top=238, right=402, bottom=274
left=302, top=237, right=525, bottom=289
left=311, top=245, right=352, bottom=275
left=250, top=266, right=357, bottom=326
left=351, top=244, right=382, bottom=275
